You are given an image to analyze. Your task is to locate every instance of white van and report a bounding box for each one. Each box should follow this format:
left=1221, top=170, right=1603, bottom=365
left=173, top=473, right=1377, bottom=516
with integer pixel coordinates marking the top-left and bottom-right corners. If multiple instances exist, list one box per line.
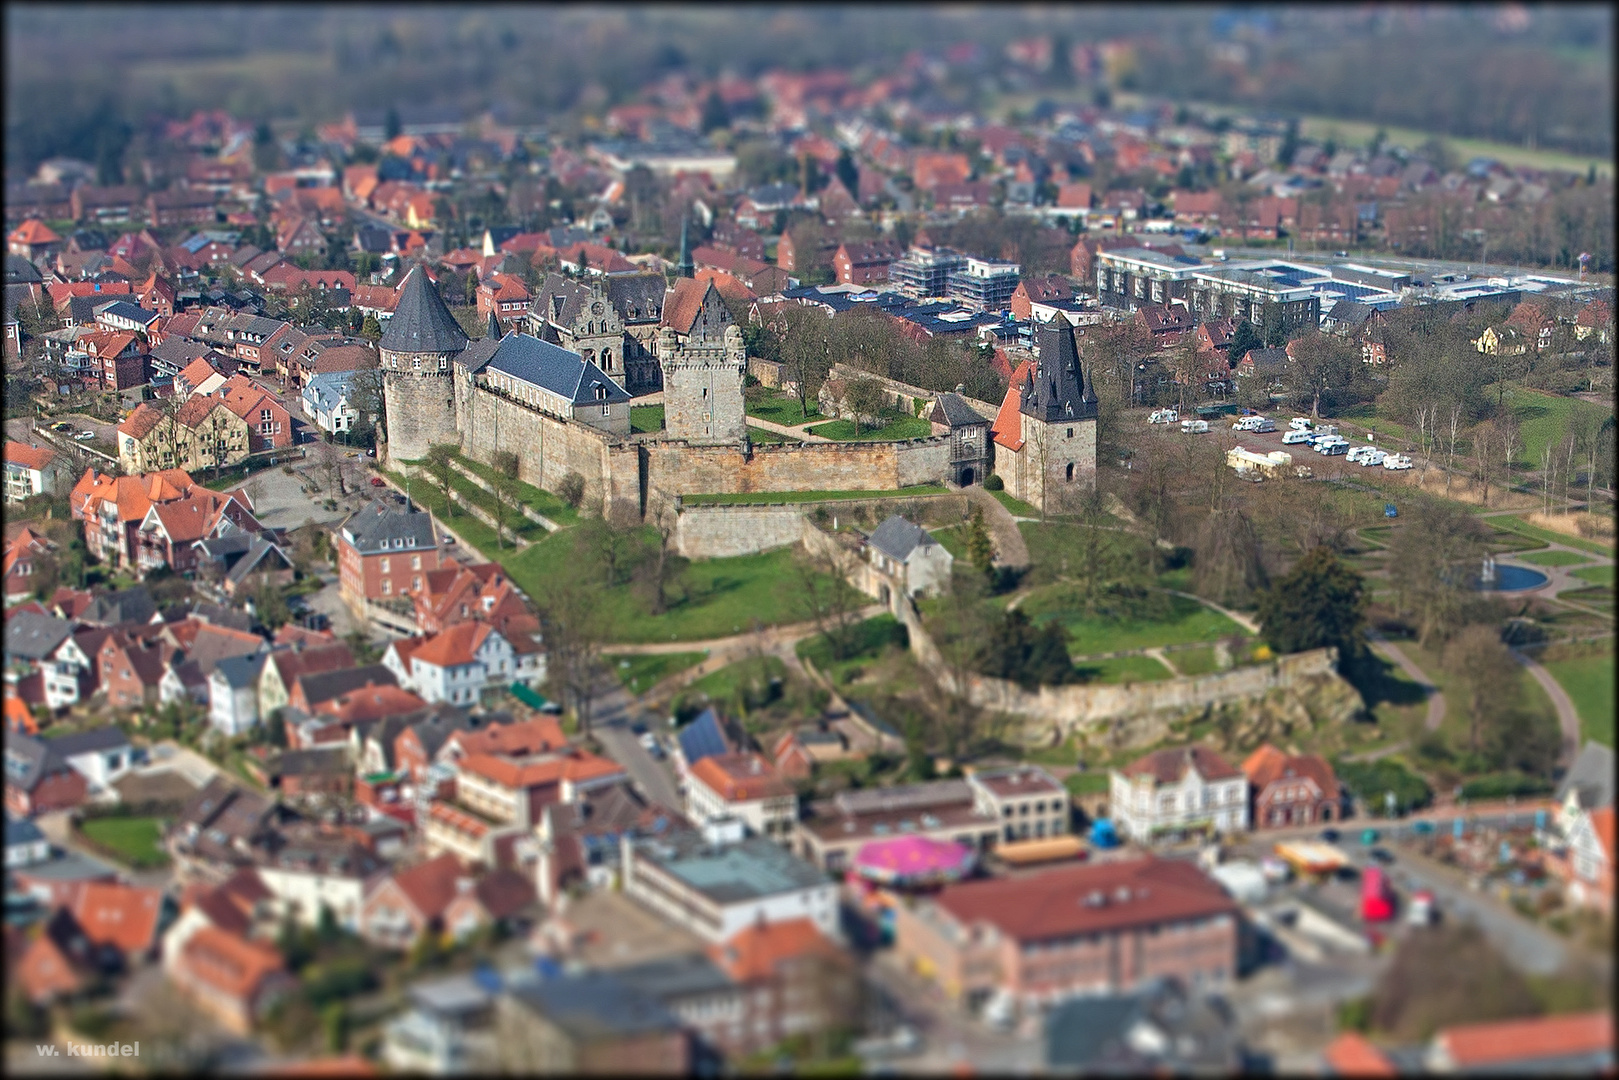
left=1282, top=429, right=1314, bottom=445
left=1148, top=409, right=1179, bottom=425
left=1181, top=419, right=1210, bottom=434
left=1318, top=441, right=1348, bottom=456
left=1360, top=449, right=1388, bottom=467
left=1250, top=417, right=1277, bottom=433
left=1345, top=446, right=1372, bottom=463
left=1289, top=417, right=1314, bottom=431
left=1231, top=416, right=1261, bottom=431
left=1382, top=454, right=1412, bottom=470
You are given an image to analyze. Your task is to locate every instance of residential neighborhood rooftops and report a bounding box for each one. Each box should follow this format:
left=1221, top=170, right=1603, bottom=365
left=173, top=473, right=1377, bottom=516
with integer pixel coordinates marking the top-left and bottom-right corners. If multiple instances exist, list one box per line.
left=4, top=611, right=76, bottom=661
left=1432, top=1011, right=1613, bottom=1071
left=689, top=753, right=792, bottom=803
left=339, top=500, right=437, bottom=555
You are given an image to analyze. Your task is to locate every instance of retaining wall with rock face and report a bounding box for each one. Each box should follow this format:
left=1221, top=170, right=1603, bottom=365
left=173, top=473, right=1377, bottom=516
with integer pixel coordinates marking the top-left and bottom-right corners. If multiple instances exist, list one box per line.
left=895, top=596, right=1341, bottom=735
left=673, top=495, right=971, bottom=559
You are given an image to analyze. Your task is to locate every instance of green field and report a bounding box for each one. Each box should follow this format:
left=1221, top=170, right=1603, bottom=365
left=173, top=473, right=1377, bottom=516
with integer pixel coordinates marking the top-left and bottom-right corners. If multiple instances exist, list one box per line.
left=679, top=486, right=945, bottom=506
left=930, top=524, right=968, bottom=560
left=683, top=655, right=789, bottom=706
left=796, top=614, right=907, bottom=677
left=1569, top=564, right=1615, bottom=586
left=606, top=652, right=707, bottom=694
left=1022, top=588, right=1251, bottom=655
left=1076, top=653, right=1174, bottom=683
left=1542, top=647, right=1616, bottom=748
left=79, top=816, right=168, bottom=869
left=631, top=405, right=665, bottom=433
left=501, top=534, right=828, bottom=644
left=1489, top=515, right=1614, bottom=557
left=1171, top=645, right=1222, bottom=676
left=1505, top=388, right=1613, bottom=470
left=806, top=416, right=932, bottom=442
left=1516, top=549, right=1596, bottom=567
left=746, top=394, right=821, bottom=426
left=992, top=490, right=1040, bottom=518
left=1559, top=585, right=1615, bottom=613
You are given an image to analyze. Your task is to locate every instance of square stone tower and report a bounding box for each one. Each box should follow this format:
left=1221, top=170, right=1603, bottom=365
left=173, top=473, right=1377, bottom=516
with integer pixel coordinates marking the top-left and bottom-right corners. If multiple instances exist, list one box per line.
left=658, top=278, right=746, bottom=444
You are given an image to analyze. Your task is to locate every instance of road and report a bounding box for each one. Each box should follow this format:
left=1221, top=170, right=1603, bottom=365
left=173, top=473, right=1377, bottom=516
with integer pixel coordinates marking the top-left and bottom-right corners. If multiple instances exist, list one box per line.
left=862, top=951, right=1044, bottom=1075
left=1510, top=647, right=1583, bottom=767
left=585, top=675, right=684, bottom=812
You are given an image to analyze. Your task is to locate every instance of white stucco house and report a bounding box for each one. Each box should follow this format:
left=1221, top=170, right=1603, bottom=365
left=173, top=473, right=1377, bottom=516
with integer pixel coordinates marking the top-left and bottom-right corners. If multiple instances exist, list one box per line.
left=1109, top=746, right=1250, bottom=843
left=382, top=622, right=545, bottom=707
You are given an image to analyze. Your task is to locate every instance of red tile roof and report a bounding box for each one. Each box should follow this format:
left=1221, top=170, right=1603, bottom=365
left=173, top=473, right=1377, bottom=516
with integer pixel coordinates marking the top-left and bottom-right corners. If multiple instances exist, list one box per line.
left=315, top=685, right=427, bottom=724
left=708, top=917, right=842, bottom=983
left=411, top=623, right=494, bottom=669
left=177, top=925, right=286, bottom=1000
left=1435, top=1011, right=1613, bottom=1069
left=457, top=750, right=624, bottom=791
left=10, top=219, right=61, bottom=245
left=661, top=277, right=713, bottom=335
left=929, top=856, right=1236, bottom=943
left=690, top=753, right=793, bottom=803
left=384, top=852, right=468, bottom=920
left=1243, top=744, right=1340, bottom=802
left=991, top=360, right=1031, bottom=451
left=1122, top=745, right=1241, bottom=785
left=72, top=467, right=198, bottom=523
left=1322, top=1032, right=1397, bottom=1077
left=3, top=442, right=57, bottom=471
left=71, top=881, right=165, bottom=955
left=448, top=716, right=568, bottom=759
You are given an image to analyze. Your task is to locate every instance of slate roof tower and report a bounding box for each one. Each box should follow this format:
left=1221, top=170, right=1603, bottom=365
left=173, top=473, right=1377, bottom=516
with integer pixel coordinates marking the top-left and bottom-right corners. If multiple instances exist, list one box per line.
left=381, top=265, right=469, bottom=465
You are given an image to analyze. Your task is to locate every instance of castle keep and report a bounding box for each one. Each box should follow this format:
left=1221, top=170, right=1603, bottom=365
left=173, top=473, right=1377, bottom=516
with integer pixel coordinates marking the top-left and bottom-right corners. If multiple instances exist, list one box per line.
left=383, top=265, right=1097, bottom=521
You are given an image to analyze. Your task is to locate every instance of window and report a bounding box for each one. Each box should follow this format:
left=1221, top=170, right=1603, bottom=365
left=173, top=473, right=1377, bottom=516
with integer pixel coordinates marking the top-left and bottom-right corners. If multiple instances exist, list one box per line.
left=381, top=579, right=391, bottom=595
left=411, top=555, right=421, bottom=570
left=380, top=558, right=390, bottom=573
left=1067, top=428, right=1074, bottom=438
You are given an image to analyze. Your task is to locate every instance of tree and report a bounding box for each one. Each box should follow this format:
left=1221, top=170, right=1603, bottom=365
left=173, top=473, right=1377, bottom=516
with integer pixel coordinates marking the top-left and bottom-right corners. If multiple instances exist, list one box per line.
left=965, top=508, right=995, bottom=579
left=1442, top=624, right=1522, bottom=760
left=557, top=471, right=586, bottom=509
left=793, top=544, right=867, bottom=661
left=1260, top=302, right=1288, bottom=348
left=384, top=107, right=402, bottom=141
left=1387, top=499, right=1491, bottom=645
left=538, top=573, right=605, bottom=734
left=1256, top=546, right=1367, bottom=661
left=1193, top=504, right=1268, bottom=608
left=1226, top=319, right=1263, bottom=366
left=423, top=443, right=458, bottom=517
left=253, top=578, right=291, bottom=630
left=843, top=377, right=885, bottom=435
left=835, top=149, right=859, bottom=195
left=634, top=508, right=687, bottom=616
left=1285, top=332, right=1365, bottom=418
left=322, top=1002, right=348, bottom=1053
left=360, top=313, right=382, bottom=342
left=700, top=90, right=729, bottom=135
left=778, top=305, right=833, bottom=420
left=1368, top=923, right=1538, bottom=1042
left=576, top=515, right=638, bottom=589
left=490, top=471, right=521, bottom=550
left=978, top=608, right=1075, bottom=688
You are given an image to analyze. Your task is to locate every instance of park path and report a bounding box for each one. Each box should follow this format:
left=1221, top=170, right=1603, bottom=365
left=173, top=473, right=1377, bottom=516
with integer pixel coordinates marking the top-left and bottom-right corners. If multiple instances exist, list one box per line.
left=1510, top=646, right=1582, bottom=766
left=1366, top=631, right=1447, bottom=733
left=745, top=415, right=832, bottom=442
left=1165, top=589, right=1260, bottom=634
left=960, top=486, right=1031, bottom=568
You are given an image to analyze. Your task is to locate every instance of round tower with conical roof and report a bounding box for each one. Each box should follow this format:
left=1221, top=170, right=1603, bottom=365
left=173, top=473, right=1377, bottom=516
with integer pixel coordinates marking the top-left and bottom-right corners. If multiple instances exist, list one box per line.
left=380, top=265, right=469, bottom=466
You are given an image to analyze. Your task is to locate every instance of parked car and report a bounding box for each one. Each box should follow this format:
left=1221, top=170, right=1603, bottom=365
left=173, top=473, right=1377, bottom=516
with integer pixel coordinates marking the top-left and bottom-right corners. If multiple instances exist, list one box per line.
left=1294, top=465, right=1314, bottom=479
left=1148, top=409, right=1180, bottom=425
left=75, top=430, right=95, bottom=440
left=1282, top=429, right=1314, bottom=445
left=1360, top=449, right=1388, bottom=467
left=1180, top=419, right=1210, bottom=434
left=1289, top=417, right=1314, bottom=431
left=1369, top=847, right=1396, bottom=865
left=441, top=534, right=456, bottom=545
left=49, top=421, right=73, bottom=433
left=1382, top=454, right=1413, bottom=470
left=1319, top=828, right=1342, bottom=843
left=369, top=476, right=386, bottom=487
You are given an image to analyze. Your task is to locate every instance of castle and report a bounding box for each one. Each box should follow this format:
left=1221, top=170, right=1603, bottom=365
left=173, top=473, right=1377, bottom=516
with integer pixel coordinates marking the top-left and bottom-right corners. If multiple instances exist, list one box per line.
left=382, top=265, right=1097, bottom=522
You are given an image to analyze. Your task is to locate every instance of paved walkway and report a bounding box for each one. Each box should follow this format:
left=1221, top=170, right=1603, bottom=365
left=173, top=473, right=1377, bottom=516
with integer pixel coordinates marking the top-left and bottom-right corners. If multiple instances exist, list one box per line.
left=1165, top=589, right=1260, bottom=634
left=1510, top=646, right=1582, bottom=766
left=744, top=414, right=830, bottom=442
left=960, top=486, right=1030, bottom=568
left=1366, top=631, right=1447, bottom=732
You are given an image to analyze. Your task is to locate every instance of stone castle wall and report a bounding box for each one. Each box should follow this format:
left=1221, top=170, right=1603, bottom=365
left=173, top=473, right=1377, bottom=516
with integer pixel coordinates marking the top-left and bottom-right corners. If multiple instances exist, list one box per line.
left=642, top=437, right=952, bottom=506
left=672, top=493, right=970, bottom=559
left=998, top=414, right=1098, bottom=512
left=384, top=370, right=459, bottom=464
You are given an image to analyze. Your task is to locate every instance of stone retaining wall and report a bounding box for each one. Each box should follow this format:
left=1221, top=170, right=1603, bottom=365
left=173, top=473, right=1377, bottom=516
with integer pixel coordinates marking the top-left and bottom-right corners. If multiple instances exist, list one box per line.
left=895, top=596, right=1339, bottom=735
left=673, top=494, right=970, bottom=559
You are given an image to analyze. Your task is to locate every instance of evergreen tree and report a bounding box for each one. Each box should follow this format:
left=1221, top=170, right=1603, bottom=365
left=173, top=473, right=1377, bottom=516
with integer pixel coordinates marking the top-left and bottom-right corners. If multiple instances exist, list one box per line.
left=965, top=508, right=995, bottom=578
left=360, top=313, right=383, bottom=342
left=1256, top=546, right=1367, bottom=660
left=700, top=90, right=729, bottom=135
left=384, top=107, right=402, bottom=141
left=1226, top=319, right=1263, bottom=364
left=835, top=149, right=859, bottom=195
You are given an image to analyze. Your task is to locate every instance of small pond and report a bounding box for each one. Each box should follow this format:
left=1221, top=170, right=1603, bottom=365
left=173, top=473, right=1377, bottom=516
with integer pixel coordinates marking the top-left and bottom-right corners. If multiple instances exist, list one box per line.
left=1473, top=563, right=1549, bottom=592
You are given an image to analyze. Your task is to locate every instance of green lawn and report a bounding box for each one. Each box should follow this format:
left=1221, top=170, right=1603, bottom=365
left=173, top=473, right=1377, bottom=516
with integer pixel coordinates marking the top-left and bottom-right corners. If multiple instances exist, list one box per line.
left=1504, top=387, right=1612, bottom=470
left=1076, top=653, right=1175, bottom=683
left=796, top=614, right=907, bottom=677
left=383, top=468, right=510, bottom=555
left=930, top=525, right=968, bottom=560
left=452, top=453, right=579, bottom=524
left=79, top=816, right=168, bottom=869
left=1021, top=588, right=1250, bottom=655
left=1569, top=564, right=1614, bottom=586
left=683, top=655, right=789, bottom=706
left=1065, top=772, right=1110, bottom=796
left=631, top=405, right=665, bottom=434
left=1559, top=585, right=1614, bottom=612
left=1171, top=645, right=1221, bottom=676
left=1516, top=549, right=1596, bottom=567
left=1018, top=521, right=1145, bottom=577
left=1542, top=647, right=1615, bottom=748
left=745, top=394, right=821, bottom=426
left=1490, top=515, right=1614, bottom=557
left=747, top=426, right=800, bottom=444
left=679, top=486, right=946, bottom=506
left=501, top=536, right=829, bottom=644
left=991, top=489, right=1040, bottom=518
left=606, top=651, right=707, bottom=694
left=806, top=416, right=933, bottom=442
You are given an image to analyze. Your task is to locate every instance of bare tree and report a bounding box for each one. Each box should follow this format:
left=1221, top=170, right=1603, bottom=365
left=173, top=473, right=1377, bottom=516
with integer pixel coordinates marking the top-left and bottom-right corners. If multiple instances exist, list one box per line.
left=1444, top=403, right=1462, bottom=498
left=1471, top=420, right=1497, bottom=506
left=423, top=443, right=459, bottom=517
left=489, top=450, right=521, bottom=549
left=538, top=574, right=606, bottom=735
left=793, top=542, right=867, bottom=660
left=634, top=506, right=687, bottom=615
left=1388, top=498, right=1492, bottom=646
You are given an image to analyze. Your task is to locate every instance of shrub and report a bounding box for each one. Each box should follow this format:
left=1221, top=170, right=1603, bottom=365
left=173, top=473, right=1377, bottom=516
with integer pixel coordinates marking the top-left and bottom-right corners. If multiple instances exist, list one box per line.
left=558, top=471, right=586, bottom=509
left=1459, top=772, right=1554, bottom=801
left=983, top=474, right=1004, bottom=491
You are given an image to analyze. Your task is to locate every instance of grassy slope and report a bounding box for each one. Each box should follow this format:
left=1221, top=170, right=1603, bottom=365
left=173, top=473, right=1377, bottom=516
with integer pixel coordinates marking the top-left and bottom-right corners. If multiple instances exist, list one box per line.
left=1490, top=515, right=1614, bottom=557
left=1077, top=653, right=1175, bottom=683
left=1506, top=388, right=1612, bottom=469
left=1023, top=589, right=1250, bottom=655
left=606, top=652, right=707, bottom=694
left=745, top=394, right=820, bottom=425
left=1541, top=648, right=1615, bottom=748
left=1516, top=549, right=1596, bottom=567
left=79, top=817, right=167, bottom=868
left=806, top=416, right=932, bottom=441
left=1570, top=565, right=1614, bottom=586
